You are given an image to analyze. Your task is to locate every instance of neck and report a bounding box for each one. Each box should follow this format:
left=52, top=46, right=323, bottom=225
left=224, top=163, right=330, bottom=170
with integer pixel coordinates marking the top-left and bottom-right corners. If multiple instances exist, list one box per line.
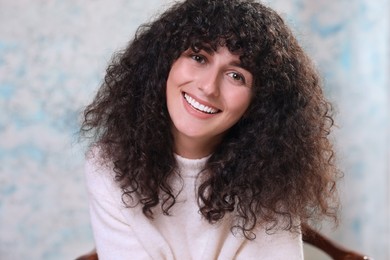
left=173, top=132, right=222, bottom=159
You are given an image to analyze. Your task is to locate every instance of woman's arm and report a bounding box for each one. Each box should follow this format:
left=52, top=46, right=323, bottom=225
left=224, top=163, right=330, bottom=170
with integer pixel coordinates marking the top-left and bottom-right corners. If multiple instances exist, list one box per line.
left=85, top=155, right=150, bottom=260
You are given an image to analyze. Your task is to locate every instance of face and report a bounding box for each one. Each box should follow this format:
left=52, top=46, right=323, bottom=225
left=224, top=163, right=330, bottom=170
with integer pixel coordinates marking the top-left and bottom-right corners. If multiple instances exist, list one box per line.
left=166, top=46, right=253, bottom=158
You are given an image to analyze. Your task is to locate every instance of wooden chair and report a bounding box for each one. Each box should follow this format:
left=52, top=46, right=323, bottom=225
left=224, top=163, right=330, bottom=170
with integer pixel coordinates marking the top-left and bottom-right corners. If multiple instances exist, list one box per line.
left=301, top=224, right=373, bottom=260
left=76, top=225, right=373, bottom=260
left=75, top=249, right=98, bottom=260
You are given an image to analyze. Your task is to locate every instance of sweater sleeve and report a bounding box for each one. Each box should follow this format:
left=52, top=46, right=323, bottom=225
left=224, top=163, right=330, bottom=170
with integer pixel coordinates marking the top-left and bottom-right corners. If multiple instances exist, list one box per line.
left=84, top=155, right=151, bottom=260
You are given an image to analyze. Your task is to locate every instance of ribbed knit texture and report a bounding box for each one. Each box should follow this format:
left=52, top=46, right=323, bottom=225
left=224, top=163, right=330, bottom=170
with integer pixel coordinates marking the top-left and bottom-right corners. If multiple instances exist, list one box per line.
left=85, top=152, right=303, bottom=260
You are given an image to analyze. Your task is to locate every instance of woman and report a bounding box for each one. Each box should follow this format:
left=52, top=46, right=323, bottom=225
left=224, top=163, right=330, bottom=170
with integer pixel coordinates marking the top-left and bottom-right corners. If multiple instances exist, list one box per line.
left=81, top=0, right=340, bottom=259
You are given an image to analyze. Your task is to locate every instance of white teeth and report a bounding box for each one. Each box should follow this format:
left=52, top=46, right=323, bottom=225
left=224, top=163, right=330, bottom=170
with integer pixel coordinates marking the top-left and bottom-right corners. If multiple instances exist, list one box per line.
left=184, top=93, right=219, bottom=114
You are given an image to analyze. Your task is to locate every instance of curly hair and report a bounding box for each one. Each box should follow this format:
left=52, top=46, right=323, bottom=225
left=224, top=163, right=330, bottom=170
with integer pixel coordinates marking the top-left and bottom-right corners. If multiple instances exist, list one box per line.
left=81, top=0, right=340, bottom=239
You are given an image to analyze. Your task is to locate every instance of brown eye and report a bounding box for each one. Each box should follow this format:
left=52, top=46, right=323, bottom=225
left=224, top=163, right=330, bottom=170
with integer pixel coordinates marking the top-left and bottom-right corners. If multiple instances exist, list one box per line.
left=228, top=72, right=246, bottom=84
left=191, top=54, right=206, bottom=64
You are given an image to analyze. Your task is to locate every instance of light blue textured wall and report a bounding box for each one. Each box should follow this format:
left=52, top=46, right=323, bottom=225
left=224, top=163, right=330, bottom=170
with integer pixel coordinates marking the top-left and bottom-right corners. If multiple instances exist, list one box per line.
left=0, top=1, right=168, bottom=259
left=267, top=0, right=390, bottom=259
left=0, top=0, right=388, bottom=259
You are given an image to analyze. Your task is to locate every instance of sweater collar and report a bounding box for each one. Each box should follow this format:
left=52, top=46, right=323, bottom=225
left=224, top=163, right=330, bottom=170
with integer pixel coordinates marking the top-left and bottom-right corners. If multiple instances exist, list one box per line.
left=174, top=153, right=210, bottom=177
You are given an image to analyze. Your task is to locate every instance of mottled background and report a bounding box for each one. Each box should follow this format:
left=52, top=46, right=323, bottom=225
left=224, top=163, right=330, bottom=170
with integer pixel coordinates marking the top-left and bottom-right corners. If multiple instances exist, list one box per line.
left=0, top=0, right=389, bottom=259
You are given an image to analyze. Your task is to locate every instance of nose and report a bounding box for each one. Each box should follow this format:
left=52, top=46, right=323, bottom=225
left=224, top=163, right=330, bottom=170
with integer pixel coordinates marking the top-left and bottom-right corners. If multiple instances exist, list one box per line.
left=198, top=69, right=220, bottom=97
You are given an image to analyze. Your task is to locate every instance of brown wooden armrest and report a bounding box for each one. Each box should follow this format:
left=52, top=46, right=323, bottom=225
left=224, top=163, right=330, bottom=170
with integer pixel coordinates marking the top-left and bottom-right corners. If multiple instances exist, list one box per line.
left=302, top=224, right=373, bottom=260
left=75, top=249, right=98, bottom=260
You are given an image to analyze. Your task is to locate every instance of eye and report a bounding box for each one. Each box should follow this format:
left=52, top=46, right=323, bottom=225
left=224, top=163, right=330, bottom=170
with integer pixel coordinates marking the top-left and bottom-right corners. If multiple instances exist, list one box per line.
left=190, top=54, right=206, bottom=64
left=227, top=72, right=246, bottom=84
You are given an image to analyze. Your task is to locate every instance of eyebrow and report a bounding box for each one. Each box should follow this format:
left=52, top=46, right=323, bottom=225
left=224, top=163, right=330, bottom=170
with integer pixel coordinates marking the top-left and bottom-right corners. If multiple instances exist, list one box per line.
left=229, top=59, right=253, bottom=75
left=202, top=49, right=244, bottom=68
left=189, top=47, right=250, bottom=72
left=229, top=60, right=243, bottom=68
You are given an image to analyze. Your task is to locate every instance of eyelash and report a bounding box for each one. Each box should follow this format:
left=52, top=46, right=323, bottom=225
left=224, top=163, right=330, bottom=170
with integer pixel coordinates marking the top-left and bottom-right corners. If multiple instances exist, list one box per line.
left=189, top=53, right=247, bottom=85
left=227, top=72, right=246, bottom=84
left=190, top=54, right=206, bottom=63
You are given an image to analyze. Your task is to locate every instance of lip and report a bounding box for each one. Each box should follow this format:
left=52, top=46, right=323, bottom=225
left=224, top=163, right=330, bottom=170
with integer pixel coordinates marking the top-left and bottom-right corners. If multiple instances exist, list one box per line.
left=182, top=92, right=221, bottom=119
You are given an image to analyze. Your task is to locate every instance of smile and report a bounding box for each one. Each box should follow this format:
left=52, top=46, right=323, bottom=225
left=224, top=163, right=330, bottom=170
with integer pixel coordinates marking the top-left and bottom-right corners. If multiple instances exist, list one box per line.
left=183, top=93, right=220, bottom=114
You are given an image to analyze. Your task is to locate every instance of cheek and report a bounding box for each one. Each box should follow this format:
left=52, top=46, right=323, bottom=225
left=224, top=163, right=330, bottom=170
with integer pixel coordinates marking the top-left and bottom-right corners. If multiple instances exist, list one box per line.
left=166, top=65, right=183, bottom=100
left=166, top=63, right=178, bottom=89
left=228, top=89, right=252, bottom=113
left=166, top=70, right=176, bottom=91
left=167, top=58, right=189, bottom=85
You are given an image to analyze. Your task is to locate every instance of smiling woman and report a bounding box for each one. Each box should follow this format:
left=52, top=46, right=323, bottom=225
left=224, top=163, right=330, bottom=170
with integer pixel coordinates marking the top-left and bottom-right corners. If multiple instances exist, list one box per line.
left=80, top=0, right=340, bottom=259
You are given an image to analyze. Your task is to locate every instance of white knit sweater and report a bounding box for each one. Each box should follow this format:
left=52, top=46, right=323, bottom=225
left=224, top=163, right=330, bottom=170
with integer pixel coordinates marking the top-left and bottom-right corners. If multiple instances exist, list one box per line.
left=85, top=152, right=303, bottom=260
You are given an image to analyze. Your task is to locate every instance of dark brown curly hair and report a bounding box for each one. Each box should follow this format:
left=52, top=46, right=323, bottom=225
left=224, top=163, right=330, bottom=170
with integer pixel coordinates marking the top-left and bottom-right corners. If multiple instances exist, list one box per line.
left=81, top=0, right=340, bottom=239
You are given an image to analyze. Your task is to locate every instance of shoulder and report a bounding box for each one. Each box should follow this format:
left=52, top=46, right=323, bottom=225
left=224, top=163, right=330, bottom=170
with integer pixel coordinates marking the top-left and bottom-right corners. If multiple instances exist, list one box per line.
left=247, top=227, right=303, bottom=260
left=84, top=146, right=120, bottom=199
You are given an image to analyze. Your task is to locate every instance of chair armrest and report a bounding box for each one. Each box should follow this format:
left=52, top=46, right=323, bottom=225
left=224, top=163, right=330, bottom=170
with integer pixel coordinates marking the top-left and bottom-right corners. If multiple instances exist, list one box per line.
left=75, top=249, right=98, bottom=260
left=302, top=224, right=373, bottom=260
